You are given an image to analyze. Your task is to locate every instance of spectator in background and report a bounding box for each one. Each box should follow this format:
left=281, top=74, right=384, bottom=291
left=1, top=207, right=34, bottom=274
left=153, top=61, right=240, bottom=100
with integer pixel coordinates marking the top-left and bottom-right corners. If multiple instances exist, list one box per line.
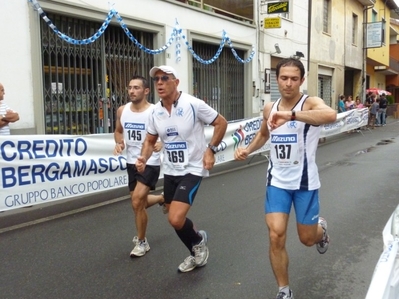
left=354, top=97, right=364, bottom=132
left=375, top=95, right=381, bottom=126
left=379, top=93, right=388, bottom=126
left=338, top=94, right=346, bottom=113
left=365, top=92, right=374, bottom=109
left=365, top=93, right=376, bottom=127
left=369, top=98, right=380, bottom=129
left=355, top=97, right=364, bottom=109
left=0, top=83, right=19, bottom=135
left=345, top=95, right=355, bottom=110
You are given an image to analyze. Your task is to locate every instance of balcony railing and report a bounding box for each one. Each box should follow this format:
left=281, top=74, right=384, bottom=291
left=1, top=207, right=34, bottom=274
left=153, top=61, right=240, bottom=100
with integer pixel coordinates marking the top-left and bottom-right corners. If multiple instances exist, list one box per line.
left=176, top=0, right=254, bottom=24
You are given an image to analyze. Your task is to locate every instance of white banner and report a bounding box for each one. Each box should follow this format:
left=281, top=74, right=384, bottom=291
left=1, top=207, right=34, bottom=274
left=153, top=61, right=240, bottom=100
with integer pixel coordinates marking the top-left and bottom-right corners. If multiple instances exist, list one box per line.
left=0, top=108, right=368, bottom=211
left=366, top=204, right=399, bottom=299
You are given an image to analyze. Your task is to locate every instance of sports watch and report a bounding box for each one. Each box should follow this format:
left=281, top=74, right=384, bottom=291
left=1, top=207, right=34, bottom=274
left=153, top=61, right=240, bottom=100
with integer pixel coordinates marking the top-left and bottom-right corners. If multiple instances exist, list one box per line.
left=207, top=144, right=218, bottom=154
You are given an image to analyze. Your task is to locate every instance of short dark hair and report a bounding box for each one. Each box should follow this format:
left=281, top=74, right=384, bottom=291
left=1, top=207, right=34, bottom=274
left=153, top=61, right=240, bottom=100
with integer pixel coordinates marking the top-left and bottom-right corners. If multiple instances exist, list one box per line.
left=276, top=58, right=305, bottom=79
left=130, top=75, right=150, bottom=89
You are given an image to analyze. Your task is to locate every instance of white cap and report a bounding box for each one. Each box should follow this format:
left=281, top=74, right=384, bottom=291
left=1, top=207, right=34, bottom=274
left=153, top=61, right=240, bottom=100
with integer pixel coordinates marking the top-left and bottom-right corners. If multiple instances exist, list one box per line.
left=149, top=65, right=178, bottom=78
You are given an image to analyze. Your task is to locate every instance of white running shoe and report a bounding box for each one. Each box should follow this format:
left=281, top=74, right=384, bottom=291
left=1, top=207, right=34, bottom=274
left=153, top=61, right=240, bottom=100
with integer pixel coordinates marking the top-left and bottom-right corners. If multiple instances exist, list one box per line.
left=193, top=230, right=209, bottom=266
left=130, top=237, right=150, bottom=257
left=276, top=289, right=294, bottom=299
left=316, top=217, right=330, bottom=254
left=178, top=255, right=196, bottom=273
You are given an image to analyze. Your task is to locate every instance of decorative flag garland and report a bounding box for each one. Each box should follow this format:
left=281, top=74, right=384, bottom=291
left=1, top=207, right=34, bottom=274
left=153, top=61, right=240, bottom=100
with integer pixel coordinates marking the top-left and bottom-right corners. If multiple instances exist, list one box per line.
left=28, top=0, right=255, bottom=64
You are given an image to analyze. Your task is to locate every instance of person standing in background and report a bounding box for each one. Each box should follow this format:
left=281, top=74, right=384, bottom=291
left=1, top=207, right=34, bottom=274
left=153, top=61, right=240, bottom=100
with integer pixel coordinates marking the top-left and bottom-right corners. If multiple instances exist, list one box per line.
left=345, top=95, right=355, bottom=110
left=338, top=95, right=346, bottom=113
left=369, top=98, right=380, bottom=129
left=379, top=93, right=388, bottom=126
left=365, top=93, right=376, bottom=127
left=0, top=83, right=19, bottom=135
left=355, top=96, right=364, bottom=109
left=114, top=75, right=165, bottom=258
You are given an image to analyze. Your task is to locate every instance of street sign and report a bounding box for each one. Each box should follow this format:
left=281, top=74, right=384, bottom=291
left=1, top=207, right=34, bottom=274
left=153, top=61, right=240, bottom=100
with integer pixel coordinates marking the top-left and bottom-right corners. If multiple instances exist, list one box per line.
left=267, top=1, right=289, bottom=14
left=366, top=22, right=383, bottom=48
left=264, top=17, right=281, bottom=29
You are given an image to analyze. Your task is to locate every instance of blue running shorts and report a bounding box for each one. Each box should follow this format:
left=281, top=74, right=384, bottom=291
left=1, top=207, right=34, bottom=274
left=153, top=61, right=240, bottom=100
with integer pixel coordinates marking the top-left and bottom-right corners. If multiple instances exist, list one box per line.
left=265, top=185, right=320, bottom=225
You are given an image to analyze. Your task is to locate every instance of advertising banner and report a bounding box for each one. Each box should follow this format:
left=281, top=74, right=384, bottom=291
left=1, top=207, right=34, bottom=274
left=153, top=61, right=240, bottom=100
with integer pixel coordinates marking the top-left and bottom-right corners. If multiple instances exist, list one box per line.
left=0, top=109, right=368, bottom=211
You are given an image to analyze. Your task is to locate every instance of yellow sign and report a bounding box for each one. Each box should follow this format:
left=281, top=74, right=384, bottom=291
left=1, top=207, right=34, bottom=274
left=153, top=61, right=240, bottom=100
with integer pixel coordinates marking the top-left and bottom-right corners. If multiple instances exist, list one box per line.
left=267, top=1, right=289, bottom=14
left=264, top=17, right=281, bottom=29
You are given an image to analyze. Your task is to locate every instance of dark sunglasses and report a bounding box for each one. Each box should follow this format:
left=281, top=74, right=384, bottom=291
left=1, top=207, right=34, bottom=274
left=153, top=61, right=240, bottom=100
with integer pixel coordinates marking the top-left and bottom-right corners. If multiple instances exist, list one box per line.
left=152, top=75, right=173, bottom=82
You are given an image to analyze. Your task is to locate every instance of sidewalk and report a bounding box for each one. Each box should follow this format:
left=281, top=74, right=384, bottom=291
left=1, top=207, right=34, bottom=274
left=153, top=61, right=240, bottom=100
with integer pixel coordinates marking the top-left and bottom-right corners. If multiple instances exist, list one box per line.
left=319, top=115, right=399, bottom=146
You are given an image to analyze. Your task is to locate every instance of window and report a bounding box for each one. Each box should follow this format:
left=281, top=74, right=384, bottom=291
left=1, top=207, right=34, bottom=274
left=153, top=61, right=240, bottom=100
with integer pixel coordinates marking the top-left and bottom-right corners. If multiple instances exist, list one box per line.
left=371, top=9, right=377, bottom=22
left=192, top=41, right=245, bottom=121
left=318, top=75, right=332, bottom=108
left=190, top=0, right=253, bottom=22
left=352, top=13, right=358, bottom=45
left=279, top=0, right=292, bottom=20
left=323, top=0, right=331, bottom=34
left=41, top=13, right=154, bottom=134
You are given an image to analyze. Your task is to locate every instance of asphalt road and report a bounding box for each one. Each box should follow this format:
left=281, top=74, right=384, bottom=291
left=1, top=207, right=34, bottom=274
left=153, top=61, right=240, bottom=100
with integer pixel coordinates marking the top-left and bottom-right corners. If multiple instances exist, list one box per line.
left=1, top=120, right=399, bottom=299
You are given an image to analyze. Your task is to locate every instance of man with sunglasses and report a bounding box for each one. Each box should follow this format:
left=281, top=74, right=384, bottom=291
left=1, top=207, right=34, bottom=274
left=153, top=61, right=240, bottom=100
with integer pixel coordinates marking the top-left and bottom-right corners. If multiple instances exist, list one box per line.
left=136, top=65, right=228, bottom=272
left=114, top=75, right=165, bottom=258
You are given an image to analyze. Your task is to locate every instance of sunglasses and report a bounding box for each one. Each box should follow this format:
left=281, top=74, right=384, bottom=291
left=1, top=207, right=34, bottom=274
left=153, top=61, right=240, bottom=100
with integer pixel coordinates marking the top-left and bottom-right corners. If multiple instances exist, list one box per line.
left=152, top=75, right=173, bottom=82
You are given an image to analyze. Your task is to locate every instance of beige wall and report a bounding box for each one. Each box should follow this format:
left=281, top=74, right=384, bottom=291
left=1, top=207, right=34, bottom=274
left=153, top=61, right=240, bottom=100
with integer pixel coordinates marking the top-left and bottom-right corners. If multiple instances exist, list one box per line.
left=366, top=0, right=391, bottom=67
left=309, top=0, right=365, bottom=108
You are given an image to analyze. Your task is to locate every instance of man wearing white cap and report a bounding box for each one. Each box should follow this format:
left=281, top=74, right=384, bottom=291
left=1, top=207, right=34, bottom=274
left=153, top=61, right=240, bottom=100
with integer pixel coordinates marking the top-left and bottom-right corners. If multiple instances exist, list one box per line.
left=136, top=65, right=227, bottom=272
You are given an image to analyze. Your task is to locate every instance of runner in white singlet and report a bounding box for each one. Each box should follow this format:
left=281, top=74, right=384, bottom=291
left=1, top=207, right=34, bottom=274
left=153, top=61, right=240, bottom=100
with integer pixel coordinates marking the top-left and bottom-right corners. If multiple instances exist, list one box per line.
left=234, top=58, right=337, bottom=299
left=114, top=76, right=164, bottom=258
left=136, top=65, right=228, bottom=273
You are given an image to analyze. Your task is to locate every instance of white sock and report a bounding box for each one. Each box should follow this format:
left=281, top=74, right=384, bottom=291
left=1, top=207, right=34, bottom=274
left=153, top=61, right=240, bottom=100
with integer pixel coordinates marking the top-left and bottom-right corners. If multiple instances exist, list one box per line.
left=279, top=285, right=290, bottom=295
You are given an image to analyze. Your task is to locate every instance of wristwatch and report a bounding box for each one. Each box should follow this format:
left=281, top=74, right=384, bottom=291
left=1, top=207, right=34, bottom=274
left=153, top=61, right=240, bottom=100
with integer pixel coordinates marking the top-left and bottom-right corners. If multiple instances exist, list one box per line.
left=291, top=110, right=296, bottom=121
left=207, top=143, right=218, bottom=154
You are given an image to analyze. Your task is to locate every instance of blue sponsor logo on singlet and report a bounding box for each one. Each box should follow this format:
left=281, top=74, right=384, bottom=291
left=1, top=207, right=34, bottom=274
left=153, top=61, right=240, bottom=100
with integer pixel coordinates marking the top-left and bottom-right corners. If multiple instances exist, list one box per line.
left=166, top=126, right=178, bottom=136
left=287, top=121, right=297, bottom=129
left=271, top=134, right=297, bottom=143
left=165, top=142, right=187, bottom=150
left=124, top=123, right=145, bottom=130
left=176, top=108, right=183, bottom=117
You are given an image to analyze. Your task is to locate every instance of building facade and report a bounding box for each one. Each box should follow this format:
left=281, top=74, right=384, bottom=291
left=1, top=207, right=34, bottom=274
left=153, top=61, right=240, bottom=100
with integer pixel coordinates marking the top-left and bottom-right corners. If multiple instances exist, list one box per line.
left=2, top=0, right=399, bottom=135
left=1, top=0, right=258, bottom=134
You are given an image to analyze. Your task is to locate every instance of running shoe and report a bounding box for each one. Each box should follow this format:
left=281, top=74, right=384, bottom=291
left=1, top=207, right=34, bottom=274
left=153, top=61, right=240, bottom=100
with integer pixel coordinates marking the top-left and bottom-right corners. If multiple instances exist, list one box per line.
left=316, top=217, right=330, bottom=254
left=130, top=237, right=150, bottom=257
left=178, top=255, right=196, bottom=273
left=193, top=230, right=209, bottom=266
left=276, top=289, right=294, bottom=299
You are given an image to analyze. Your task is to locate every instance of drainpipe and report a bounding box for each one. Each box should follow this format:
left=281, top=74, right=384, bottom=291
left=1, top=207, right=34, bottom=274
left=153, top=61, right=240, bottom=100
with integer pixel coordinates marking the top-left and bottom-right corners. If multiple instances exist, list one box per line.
left=363, top=3, right=375, bottom=103
left=307, top=0, right=312, bottom=73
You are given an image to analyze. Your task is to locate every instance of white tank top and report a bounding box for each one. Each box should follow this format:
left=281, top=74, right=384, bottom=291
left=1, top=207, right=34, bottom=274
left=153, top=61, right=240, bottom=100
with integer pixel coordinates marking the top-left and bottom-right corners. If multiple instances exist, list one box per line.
left=120, top=103, right=160, bottom=166
left=267, top=94, right=321, bottom=190
left=147, top=92, right=218, bottom=177
left=0, top=102, right=11, bottom=135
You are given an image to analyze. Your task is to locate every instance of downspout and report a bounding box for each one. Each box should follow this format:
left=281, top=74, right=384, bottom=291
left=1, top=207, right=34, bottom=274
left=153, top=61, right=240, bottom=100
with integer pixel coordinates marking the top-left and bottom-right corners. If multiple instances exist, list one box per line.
left=307, top=0, right=312, bottom=73
left=363, top=3, right=375, bottom=102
